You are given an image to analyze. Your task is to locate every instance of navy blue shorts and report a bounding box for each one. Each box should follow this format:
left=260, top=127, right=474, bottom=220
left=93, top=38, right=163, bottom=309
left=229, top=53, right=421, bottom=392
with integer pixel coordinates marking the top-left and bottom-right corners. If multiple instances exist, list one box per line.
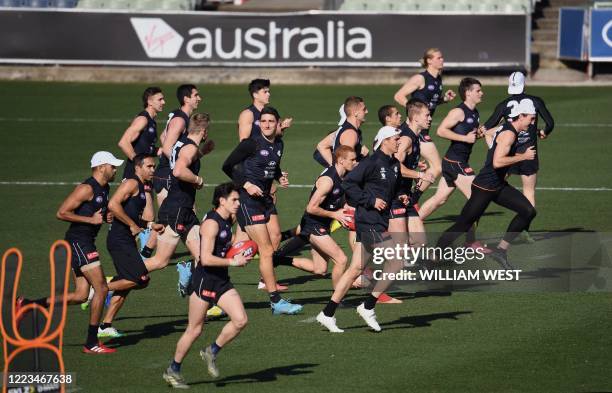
left=442, top=158, right=475, bottom=187
left=191, top=267, right=234, bottom=304
left=236, top=191, right=277, bottom=230
left=66, top=237, right=100, bottom=277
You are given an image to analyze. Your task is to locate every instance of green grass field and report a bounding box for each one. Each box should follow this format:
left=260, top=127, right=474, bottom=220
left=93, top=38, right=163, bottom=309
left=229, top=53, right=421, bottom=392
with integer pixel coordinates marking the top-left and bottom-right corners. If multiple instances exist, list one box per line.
left=0, top=81, right=611, bottom=392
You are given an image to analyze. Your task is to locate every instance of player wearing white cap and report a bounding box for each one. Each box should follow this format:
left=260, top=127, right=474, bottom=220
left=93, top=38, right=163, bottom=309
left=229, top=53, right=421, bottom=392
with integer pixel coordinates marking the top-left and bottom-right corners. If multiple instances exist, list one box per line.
left=18, top=151, right=123, bottom=354
left=317, top=126, right=408, bottom=333
left=437, top=99, right=538, bottom=268
left=484, top=72, right=555, bottom=243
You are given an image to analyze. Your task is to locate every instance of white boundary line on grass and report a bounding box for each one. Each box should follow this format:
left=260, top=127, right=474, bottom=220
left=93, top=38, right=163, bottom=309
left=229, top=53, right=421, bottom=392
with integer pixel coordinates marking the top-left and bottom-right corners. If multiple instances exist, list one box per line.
left=1, top=181, right=611, bottom=191
left=0, top=117, right=611, bottom=128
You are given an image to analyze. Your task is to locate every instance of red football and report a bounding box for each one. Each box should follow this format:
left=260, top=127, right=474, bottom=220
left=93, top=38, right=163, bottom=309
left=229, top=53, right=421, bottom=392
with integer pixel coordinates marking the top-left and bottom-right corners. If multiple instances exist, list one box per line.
left=226, top=240, right=258, bottom=259
left=343, top=208, right=355, bottom=231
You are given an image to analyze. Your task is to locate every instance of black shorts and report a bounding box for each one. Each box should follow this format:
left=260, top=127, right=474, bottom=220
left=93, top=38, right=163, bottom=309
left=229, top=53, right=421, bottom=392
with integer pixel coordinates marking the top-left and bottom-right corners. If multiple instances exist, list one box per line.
left=509, top=157, right=539, bottom=176
left=158, top=206, right=200, bottom=237
left=191, top=268, right=234, bottom=304
left=66, top=238, right=100, bottom=277
left=107, top=238, right=149, bottom=285
left=300, top=215, right=331, bottom=237
left=152, top=165, right=171, bottom=194
left=442, top=158, right=475, bottom=187
left=356, top=229, right=392, bottom=251
left=407, top=204, right=419, bottom=217
left=389, top=198, right=408, bottom=219
left=236, top=191, right=277, bottom=230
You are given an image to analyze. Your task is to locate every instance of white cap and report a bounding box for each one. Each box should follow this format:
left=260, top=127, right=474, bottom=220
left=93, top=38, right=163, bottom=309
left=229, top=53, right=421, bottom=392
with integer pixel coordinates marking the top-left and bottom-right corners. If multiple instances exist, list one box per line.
left=90, top=151, right=124, bottom=168
left=509, top=98, right=537, bottom=117
left=508, top=71, right=525, bottom=95
left=373, top=126, right=400, bottom=150
left=337, top=104, right=347, bottom=126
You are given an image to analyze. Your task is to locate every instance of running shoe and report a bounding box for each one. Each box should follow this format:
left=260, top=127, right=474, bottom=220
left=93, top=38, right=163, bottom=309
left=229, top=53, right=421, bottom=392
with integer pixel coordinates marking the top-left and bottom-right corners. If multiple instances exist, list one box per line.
left=356, top=303, right=382, bottom=332
left=271, top=299, right=303, bottom=315
left=199, top=346, right=219, bottom=378
left=163, top=367, right=189, bottom=389
left=97, top=326, right=125, bottom=338
left=316, top=312, right=344, bottom=333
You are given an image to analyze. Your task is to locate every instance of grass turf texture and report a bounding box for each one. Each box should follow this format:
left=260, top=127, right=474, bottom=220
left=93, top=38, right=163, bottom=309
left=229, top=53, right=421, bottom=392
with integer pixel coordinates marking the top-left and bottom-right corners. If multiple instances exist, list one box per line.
left=0, top=81, right=611, bottom=392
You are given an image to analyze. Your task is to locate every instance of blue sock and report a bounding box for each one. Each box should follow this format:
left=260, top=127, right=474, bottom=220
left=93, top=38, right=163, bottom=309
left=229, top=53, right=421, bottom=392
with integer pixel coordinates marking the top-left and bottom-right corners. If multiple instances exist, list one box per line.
left=210, top=342, right=222, bottom=355
left=170, top=360, right=181, bottom=373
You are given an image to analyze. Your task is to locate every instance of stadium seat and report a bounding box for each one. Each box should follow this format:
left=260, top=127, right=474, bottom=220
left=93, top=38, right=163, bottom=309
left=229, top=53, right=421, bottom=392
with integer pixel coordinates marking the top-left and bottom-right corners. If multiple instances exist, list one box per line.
left=338, top=0, right=532, bottom=13
left=22, top=0, right=50, bottom=6
left=0, top=0, right=22, bottom=6
left=77, top=0, right=105, bottom=8
left=49, top=0, right=79, bottom=7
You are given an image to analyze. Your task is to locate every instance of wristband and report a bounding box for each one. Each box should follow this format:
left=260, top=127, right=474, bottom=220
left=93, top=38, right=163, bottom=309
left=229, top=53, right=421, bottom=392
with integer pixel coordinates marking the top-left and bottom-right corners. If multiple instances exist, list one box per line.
left=229, top=258, right=240, bottom=267
left=147, top=221, right=154, bottom=230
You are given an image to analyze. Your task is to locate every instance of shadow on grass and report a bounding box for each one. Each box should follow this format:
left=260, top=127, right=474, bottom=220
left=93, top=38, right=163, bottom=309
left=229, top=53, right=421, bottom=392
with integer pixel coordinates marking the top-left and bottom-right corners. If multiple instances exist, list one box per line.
left=106, top=318, right=190, bottom=348
left=189, top=363, right=318, bottom=386
left=342, top=311, right=473, bottom=332
left=424, top=211, right=504, bottom=225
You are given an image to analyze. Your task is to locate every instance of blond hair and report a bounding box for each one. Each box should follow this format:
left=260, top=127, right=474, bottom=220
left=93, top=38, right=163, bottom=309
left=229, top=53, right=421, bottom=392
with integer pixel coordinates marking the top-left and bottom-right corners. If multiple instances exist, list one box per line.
left=421, top=47, right=441, bottom=68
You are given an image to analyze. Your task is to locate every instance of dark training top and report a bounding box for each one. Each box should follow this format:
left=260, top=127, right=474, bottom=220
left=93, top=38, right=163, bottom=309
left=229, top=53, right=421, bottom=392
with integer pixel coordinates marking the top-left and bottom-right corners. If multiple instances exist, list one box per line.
left=343, top=149, right=402, bottom=232
left=302, top=165, right=345, bottom=228
left=473, top=122, right=520, bottom=191
left=484, top=93, right=554, bottom=150
left=223, top=132, right=284, bottom=196
left=332, top=120, right=366, bottom=162
left=158, top=109, right=190, bottom=171
left=132, top=111, right=158, bottom=156
left=163, top=138, right=201, bottom=209
left=108, top=176, right=147, bottom=242
left=444, top=102, right=480, bottom=163
left=200, top=210, right=233, bottom=281
left=65, top=177, right=109, bottom=241
left=246, top=104, right=262, bottom=139
left=397, top=122, right=421, bottom=193
left=411, top=70, right=444, bottom=117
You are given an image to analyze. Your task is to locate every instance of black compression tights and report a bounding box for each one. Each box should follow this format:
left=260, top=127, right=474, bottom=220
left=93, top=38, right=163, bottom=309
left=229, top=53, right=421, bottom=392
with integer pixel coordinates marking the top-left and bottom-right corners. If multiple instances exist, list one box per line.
left=437, top=183, right=536, bottom=248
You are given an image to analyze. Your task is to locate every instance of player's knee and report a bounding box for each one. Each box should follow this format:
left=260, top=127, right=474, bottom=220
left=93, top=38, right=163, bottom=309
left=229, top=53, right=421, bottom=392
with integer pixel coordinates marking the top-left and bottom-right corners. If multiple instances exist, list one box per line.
left=93, top=282, right=109, bottom=297
left=348, top=264, right=363, bottom=279
left=74, top=290, right=90, bottom=304
left=313, top=264, right=327, bottom=276
left=138, top=275, right=150, bottom=289
left=524, top=205, right=537, bottom=221
left=270, top=232, right=281, bottom=247
left=233, top=314, right=248, bottom=330
left=430, top=166, right=441, bottom=178
left=335, top=254, right=348, bottom=268
left=186, top=323, right=203, bottom=337
left=258, top=243, right=274, bottom=258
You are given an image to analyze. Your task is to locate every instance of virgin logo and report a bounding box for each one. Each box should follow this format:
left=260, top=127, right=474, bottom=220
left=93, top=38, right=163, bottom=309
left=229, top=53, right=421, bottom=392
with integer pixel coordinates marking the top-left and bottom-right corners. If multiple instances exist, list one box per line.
left=130, top=18, right=184, bottom=59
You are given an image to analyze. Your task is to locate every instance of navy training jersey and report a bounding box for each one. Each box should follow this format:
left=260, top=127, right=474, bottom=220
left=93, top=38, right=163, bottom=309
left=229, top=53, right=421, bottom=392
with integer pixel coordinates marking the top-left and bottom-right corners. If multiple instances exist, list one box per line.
left=303, top=166, right=345, bottom=227
left=246, top=104, right=262, bottom=139
left=158, top=109, right=190, bottom=169
left=411, top=70, right=443, bottom=117
left=163, top=138, right=201, bottom=209
left=444, top=103, right=480, bottom=163
left=397, top=122, right=421, bottom=193
left=473, top=122, right=519, bottom=191
left=108, top=177, right=147, bottom=241
left=201, top=210, right=233, bottom=280
left=65, top=177, right=109, bottom=241
left=332, top=121, right=365, bottom=162
left=132, top=111, right=158, bottom=156
left=242, top=132, right=283, bottom=195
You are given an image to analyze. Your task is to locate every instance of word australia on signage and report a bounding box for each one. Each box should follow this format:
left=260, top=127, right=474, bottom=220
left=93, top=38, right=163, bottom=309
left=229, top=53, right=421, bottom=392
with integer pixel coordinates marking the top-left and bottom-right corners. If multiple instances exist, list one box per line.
left=0, top=9, right=529, bottom=68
